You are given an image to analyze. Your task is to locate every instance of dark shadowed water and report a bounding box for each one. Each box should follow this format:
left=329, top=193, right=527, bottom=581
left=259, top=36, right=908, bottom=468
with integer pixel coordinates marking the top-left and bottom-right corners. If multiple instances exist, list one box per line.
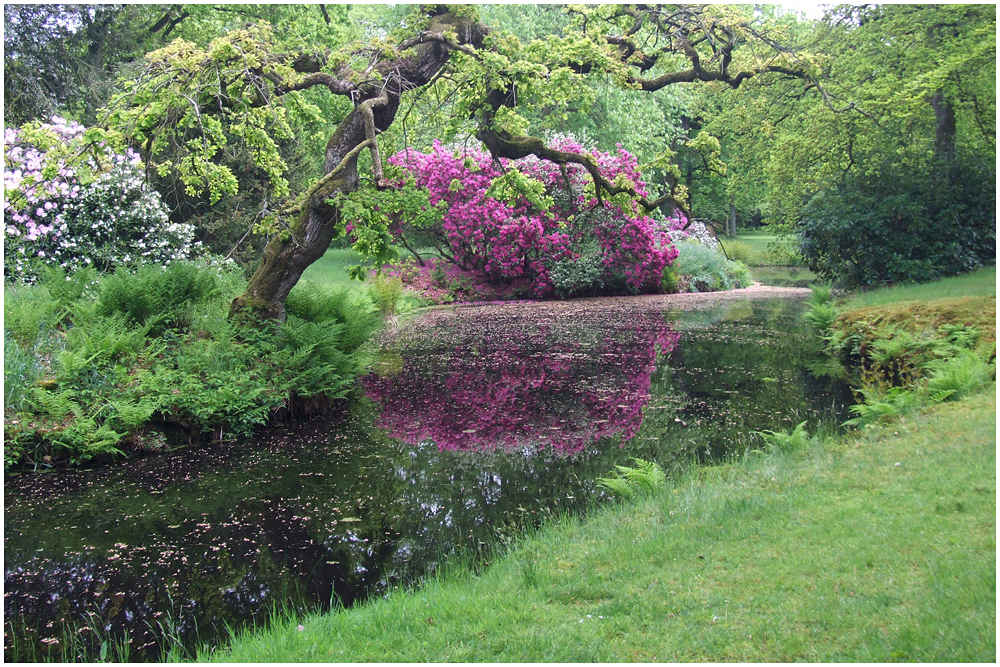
left=4, top=294, right=853, bottom=661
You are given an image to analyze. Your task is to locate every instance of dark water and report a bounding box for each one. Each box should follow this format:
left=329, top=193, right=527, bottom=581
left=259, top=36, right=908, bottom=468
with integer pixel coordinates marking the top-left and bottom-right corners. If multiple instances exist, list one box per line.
left=4, top=295, right=852, bottom=661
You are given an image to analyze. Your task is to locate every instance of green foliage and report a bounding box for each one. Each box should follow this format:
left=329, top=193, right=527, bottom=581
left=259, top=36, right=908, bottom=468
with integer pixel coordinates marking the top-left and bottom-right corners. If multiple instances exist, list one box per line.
left=4, top=282, right=60, bottom=349
left=721, top=240, right=753, bottom=264
left=659, top=262, right=681, bottom=294
left=4, top=330, right=41, bottom=414
left=548, top=240, right=607, bottom=298
left=368, top=274, right=404, bottom=317
left=815, top=295, right=995, bottom=430
left=924, top=350, right=995, bottom=400
left=4, top=264, right=379, bottom=468
left=842, top=387, right=926, bottom=428
left=757, top=420, right=814, bottom=453
left=798, top=157, right=995, bottom=289
left=802, top=285, right=838, bottom=336
left=94, top=261, right=223, bottom=334
left=597, top=458, right=666, bottom=499
left=140, top=332, right=279, bottom=440
left=673, top=240, right=753, bottom=292
left=38, top=265, right=100, bottom=308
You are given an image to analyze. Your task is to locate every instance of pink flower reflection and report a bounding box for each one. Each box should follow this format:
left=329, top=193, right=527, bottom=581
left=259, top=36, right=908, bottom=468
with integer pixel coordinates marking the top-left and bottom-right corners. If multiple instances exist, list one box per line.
left=362, top=309, right=679, bottom=453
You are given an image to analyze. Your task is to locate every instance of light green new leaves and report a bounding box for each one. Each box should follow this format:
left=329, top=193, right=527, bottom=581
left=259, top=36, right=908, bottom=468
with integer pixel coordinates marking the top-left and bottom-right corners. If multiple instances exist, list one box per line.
left=104, top=23, right=303, bottom=204
left=485, top=168, right=554, bottom=211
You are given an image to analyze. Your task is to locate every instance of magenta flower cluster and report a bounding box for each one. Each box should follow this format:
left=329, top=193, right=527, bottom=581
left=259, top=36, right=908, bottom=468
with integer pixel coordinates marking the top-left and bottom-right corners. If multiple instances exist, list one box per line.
left=389, top=137, right=678, bottom=298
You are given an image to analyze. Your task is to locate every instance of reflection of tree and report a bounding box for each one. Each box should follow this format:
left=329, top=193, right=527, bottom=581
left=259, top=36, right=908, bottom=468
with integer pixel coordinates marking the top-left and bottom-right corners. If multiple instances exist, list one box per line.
left=362, top=308, right=679, bottom=452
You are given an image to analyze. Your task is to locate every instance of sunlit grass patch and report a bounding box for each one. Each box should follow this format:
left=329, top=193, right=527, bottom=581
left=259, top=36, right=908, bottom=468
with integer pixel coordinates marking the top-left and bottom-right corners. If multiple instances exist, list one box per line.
left=730, top=231, right=802, bottom=268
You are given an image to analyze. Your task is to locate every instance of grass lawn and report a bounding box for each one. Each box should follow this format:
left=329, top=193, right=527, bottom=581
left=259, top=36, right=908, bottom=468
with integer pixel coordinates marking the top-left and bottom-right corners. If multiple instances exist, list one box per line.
left=299, top=247, right=430, bottom=313
left=299, top=248, right=370, bottom=291
left=844, top=265, right=996, bottom=309
left=716, top=230, right=817, bottom=288
left=203, top=389, right=995, bottom=662
left=721, top=230, right=787, bottom=266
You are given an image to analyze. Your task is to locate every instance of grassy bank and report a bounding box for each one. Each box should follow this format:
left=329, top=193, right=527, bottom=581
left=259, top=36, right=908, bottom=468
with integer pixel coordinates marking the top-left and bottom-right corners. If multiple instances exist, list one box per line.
left=720, top=230, right=818, bottom=288
left=204, top=388, right=995, bottom=662
left=843, top=264, right=996, bottom=309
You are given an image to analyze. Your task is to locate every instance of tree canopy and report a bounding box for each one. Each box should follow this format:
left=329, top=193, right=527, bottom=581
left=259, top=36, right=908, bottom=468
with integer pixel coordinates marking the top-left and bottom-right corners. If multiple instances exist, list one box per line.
left=5, top=3, right=995, bottom=308
left=86, top=3, right=829, bottom=318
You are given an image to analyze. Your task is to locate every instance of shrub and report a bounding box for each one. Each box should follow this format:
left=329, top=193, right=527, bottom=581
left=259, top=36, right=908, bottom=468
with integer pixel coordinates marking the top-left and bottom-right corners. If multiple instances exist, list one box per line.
left=672, top=240, right=753, bottom=292
left=798, top=156, right=995, bottom=289
left=3, top=117, right=198, bottom=281
left=387, top=136, right=678, bottom=298
left=722, top=239, right=754, bottom=264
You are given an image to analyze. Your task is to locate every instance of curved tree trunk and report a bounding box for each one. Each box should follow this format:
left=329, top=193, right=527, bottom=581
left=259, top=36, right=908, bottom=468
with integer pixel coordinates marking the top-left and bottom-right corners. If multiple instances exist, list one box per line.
left=230, top=9, right=482, bottom=321
left=229, top=109, right=378, bottom=321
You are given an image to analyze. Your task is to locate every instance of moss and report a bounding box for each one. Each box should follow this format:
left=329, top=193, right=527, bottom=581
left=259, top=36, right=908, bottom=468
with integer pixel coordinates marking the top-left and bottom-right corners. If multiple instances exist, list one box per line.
left=836, top=296, right=996, bottom=346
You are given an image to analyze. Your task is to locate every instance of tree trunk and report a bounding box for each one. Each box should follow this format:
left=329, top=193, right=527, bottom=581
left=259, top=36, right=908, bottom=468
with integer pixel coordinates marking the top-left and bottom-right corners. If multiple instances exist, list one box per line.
left=930, top=88, right=956, bottom=159
left=229, top=9, right=482, bottom=321
left=728, top=197, right=737, bottom=236
left=230, top=108, right=380, bottom=321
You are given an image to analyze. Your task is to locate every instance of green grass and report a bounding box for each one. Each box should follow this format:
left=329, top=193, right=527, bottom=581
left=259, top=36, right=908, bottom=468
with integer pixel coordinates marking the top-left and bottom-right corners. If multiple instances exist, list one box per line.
left=202, top=388, right=996, bottom=662
left=844, top=265, right=996, bottom=310
left=715, top=231, right=814, bottom=286
left=721, top=230, right=801, bottom=268
left=299, top=247, right=430, bottom=313
left=749, top=265, right=818, bottom=288
left=299, top=248, right=371, bottom=291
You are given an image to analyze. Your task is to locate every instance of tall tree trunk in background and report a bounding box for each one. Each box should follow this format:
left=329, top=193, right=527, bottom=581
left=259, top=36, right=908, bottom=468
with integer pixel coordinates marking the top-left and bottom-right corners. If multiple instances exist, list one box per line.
left=930, top=88, right=957, bottom=159
left=728, top=197, right=737, bottom=236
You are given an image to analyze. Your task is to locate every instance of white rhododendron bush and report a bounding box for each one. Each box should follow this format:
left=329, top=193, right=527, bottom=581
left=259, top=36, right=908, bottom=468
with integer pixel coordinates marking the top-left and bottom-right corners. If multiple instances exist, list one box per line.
left=4, top=117, right=197, bottom=281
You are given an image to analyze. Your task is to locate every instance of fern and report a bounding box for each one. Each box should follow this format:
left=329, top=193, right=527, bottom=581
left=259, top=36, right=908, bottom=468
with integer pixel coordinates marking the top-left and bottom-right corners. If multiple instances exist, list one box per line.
left=757, top=420, right=813, bottom=452
left=598, top=458, right=666, bottom=498
left=924, top=350, right=995, bottom=399
left=803, top=283, right=837, bottom=335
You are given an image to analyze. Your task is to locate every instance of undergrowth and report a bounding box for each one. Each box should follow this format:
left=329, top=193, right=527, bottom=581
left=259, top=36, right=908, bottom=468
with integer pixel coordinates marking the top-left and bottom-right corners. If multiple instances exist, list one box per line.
left=3, top=262, right=381, bottom=468
left=802, top=281, right=996, bottom=430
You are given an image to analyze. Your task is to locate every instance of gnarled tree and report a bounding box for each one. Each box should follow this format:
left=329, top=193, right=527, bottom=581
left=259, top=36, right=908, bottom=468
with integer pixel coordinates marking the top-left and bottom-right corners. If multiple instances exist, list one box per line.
left=105, top=4, right=816, bottom=320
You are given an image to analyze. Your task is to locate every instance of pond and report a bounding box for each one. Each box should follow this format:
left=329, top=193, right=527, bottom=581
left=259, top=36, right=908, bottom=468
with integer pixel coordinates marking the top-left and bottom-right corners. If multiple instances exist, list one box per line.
left=4, top=292, right=853, bottom=661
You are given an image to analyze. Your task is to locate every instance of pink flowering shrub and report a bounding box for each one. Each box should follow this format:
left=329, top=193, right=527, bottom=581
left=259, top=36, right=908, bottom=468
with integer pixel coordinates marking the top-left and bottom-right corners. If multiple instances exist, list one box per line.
left=387, top=136, right=678, bottom=298
left=4, top=117, right=197, bottom=281
left=362, top=307, right=680, bottom=453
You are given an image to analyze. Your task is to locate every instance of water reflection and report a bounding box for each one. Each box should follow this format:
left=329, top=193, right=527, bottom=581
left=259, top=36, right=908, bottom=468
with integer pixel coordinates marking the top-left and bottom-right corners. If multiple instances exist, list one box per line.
left=362, top=305, right=680, bottom=451
left=4, top=295, right=852, bottom=661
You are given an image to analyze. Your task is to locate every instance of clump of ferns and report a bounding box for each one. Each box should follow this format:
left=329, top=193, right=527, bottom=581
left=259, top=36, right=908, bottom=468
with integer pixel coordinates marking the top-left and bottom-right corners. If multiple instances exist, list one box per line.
left=597, top=458, right=666, bottom=499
